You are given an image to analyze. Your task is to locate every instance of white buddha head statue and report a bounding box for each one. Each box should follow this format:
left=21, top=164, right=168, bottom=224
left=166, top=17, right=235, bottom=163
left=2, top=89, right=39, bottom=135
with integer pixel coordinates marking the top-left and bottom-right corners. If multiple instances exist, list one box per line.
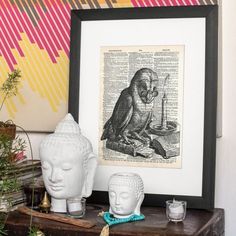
left=108, top=172, right=144, bottom=218
left=39, top=113, right=97, bottom=212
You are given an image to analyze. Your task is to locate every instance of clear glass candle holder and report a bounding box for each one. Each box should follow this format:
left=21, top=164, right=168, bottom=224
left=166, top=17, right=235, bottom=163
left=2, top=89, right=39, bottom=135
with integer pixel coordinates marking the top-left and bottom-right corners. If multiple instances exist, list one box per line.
left=67, top=198, right=86, bottom=218
left=166, top=200, right=187, bottom=222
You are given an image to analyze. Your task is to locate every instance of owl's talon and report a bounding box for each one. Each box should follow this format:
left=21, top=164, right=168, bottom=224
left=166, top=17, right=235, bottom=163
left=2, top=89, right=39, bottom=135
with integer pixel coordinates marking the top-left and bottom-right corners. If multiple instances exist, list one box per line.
left=142, top=138, right=150, bottom=145
left=122, top=136, right=135, bottom=146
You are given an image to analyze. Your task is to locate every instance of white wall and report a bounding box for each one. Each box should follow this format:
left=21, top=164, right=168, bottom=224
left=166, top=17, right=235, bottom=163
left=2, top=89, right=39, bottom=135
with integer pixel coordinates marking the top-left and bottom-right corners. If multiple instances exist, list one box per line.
left=215, top=0, right=236, bottom=235
left=21, top=1, right=236, bottom=235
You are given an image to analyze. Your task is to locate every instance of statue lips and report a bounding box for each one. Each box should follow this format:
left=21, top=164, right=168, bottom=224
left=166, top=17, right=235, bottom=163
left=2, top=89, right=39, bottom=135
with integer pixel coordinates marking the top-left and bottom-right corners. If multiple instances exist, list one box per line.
left=49, top=185, right=64, bottom=192
left=114, top=207, right=123, bottom=213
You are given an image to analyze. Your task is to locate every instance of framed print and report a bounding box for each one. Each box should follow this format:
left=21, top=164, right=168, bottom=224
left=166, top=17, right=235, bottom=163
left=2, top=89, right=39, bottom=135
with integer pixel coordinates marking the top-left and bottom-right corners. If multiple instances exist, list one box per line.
left=69, top=5, right=218, bottom=209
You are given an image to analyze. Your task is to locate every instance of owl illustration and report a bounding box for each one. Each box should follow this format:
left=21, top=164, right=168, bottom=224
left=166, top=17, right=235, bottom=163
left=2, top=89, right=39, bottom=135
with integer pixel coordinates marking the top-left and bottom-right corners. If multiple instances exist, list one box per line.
left=101, top=68, right=158, bottom=145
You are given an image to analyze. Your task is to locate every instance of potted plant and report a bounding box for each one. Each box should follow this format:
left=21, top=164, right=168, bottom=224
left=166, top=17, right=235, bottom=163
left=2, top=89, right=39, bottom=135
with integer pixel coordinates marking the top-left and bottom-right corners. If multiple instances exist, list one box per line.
left=0, top=69, right=24, bottom=235
left=0, top=131, right=26, bottom=235
left=0, top=69, right=44, bottom=235
left=0, top=69, right=21, bottom=140
left=0, top=131, right=26, bottom=206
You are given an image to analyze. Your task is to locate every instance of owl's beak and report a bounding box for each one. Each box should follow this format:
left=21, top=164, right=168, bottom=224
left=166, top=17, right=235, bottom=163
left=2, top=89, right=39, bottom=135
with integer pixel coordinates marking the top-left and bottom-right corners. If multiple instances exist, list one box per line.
left=144, top=89, right=158, bottom=104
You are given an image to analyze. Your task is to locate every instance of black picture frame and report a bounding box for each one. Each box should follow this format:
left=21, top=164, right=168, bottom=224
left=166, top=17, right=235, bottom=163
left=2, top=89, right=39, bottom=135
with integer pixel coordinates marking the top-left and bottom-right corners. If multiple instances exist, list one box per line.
left=69, top=5, right=218, bottom=209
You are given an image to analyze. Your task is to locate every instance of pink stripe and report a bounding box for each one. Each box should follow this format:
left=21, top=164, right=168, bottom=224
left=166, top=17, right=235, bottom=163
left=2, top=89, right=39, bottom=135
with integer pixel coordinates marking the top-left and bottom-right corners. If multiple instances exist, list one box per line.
left=39, top=16, right=62, bottom=50
left=131, top=0, right=139, bottom=7
left=42, top=1, right=69, bottom=55
left=137, top=0, right=146, bottom=6
left=184, top=0, right=192, bottom=5
left=0, top=34, right=17, bottom=67
left=0, top=9, right=24, bottom=56
left=178, top=0, right=184, bottom=5
left=52, top=0, right=70, bottom=33
left=36, top=5, right=61, bottom=51
left=34, top=23, right=57, bottom=63
left=45, top=1, right=70, bottom=53
left=1, top=43, right=17, bottom=66
left=62, top=1, right=71, bottom=20
left=4, top=0, right=23, bottom=33
left=144, top=0, right=152, bottom=6
left=162, top=0, right=167, bottom=5
left=0, top=21, right=14, bottom=49
left=2, top=1, right=22, bottom=41
left=21, top=10, right=44, bottom=49
left=171, top=0, right=180, bottom=5
left=13, top=6, right=35, bottom=43
left=46, top=14, right=64, bottom=51
left=51, top=0, right=70, bottom=39
left=156, top=0, right=164, bottom=6
left=190, top=0, right=200, bottom=5
left=177, top=0, right=186, bottom=5
left=164, top=0, right=171, bottom=5
left=0, top=46, right=15, bottom=70
left=173, top=0, right=180, bottom=5
left=21, top=7, right=55, bottom=61
left=150, top=0, right=158, bottom=6
left=47, top=1, right=70, bottom=44
left=1, top=20, right=24, bottom=57
left=38, top=20, right=59, bottom=57
left=57, top=0, right=70, bottom=22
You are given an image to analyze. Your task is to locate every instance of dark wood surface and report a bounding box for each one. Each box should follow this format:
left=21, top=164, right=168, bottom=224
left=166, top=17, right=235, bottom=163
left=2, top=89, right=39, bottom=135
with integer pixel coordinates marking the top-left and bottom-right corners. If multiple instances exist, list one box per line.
left=5, top=205, right=224, bottom=236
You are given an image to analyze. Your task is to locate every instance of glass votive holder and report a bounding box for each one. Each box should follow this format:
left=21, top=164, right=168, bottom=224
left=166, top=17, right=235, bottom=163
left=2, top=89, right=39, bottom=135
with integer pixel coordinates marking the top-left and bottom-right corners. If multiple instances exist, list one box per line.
left=166, top=199, right=187, bottom=222
left=67, top=198, right=86, bottom=218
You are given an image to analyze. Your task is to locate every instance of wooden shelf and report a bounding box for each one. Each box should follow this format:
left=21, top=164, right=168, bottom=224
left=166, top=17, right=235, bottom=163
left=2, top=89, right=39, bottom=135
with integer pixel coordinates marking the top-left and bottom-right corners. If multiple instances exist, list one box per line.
left=5, top=205, right=224, bottom=236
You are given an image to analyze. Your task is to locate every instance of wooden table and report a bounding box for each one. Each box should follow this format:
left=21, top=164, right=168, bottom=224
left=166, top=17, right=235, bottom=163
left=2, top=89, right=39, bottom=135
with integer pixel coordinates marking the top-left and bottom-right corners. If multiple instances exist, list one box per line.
left=5, top=204, right=224, bottom=236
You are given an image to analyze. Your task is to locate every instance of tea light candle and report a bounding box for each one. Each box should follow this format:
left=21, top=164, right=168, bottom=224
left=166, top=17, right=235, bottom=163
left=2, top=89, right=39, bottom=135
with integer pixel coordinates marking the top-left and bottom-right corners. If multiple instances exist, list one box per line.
left=169, top=200, right=184, bottom=220
left=68, top=201, right=82, bottom=212
left=67, top=198, right=86, bottom=218
left=166, top=199, right=186, bottom=222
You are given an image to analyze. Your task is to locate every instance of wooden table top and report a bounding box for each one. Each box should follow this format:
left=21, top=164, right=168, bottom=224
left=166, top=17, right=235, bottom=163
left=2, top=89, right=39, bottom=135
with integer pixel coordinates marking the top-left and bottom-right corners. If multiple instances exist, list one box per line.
left=5, top=204, right=224, bottom=236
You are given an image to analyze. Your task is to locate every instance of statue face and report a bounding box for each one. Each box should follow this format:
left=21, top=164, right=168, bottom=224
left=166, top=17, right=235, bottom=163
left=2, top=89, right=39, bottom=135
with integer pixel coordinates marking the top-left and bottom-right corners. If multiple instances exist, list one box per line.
left=40, top=145, right=84, bottom=199
left=109, top=184, right=138, bottom=217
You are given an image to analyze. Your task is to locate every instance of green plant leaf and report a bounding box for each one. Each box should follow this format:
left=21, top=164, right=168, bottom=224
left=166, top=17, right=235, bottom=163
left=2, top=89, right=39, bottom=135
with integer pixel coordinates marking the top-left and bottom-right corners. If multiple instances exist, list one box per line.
left=0, top=69, right=22, bottom=114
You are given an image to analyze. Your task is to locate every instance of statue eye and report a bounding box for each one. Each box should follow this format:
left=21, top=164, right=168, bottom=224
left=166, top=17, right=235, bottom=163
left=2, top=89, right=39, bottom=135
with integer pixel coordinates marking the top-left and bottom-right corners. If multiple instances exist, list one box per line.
left=61, top=163, right=72, bottom=171
left=42, top=162, right=50, bottom=170
left=120, top=192, right=130, bottom=199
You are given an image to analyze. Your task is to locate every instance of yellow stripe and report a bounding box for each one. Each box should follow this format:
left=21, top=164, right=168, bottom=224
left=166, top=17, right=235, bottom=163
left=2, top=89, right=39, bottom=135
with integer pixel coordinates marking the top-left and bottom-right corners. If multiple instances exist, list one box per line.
left=5, top=98, right=16, bottom=119
left=17, top=93, right=26, bottom=105
left=114, top=0, right=133, bottom=7
left=9, top=97, right=17, bottom=113
left=19, top=36, right=56, bottom=110
left=57, top=51, right=69, bottom=100
left=20, top=33, right=60, bottom=111
left=0, top=57, right=10, bottom=85
left=0, top=55, right=25, bottom=119
left=11, top=49, right=36, bottom=92
left=17, top=39, right=45, bottom=96
left=21, top=34, right=68, bottom=109
left=37, top=49, right=66, bottom=107
left=50, top=53, right=68, bottom=100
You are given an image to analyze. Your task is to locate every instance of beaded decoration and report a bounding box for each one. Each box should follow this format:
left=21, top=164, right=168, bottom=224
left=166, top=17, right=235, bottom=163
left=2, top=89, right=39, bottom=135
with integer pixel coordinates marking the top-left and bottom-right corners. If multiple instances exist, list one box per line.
left=99, top=211, right=145, bottom=236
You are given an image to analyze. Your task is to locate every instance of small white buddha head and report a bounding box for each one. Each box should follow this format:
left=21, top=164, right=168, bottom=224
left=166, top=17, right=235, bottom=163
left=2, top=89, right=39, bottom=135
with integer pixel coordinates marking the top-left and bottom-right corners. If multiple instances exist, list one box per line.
left=39, top=113, right=97, bottom=201
left=108, top=172, right=144, bottom=218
